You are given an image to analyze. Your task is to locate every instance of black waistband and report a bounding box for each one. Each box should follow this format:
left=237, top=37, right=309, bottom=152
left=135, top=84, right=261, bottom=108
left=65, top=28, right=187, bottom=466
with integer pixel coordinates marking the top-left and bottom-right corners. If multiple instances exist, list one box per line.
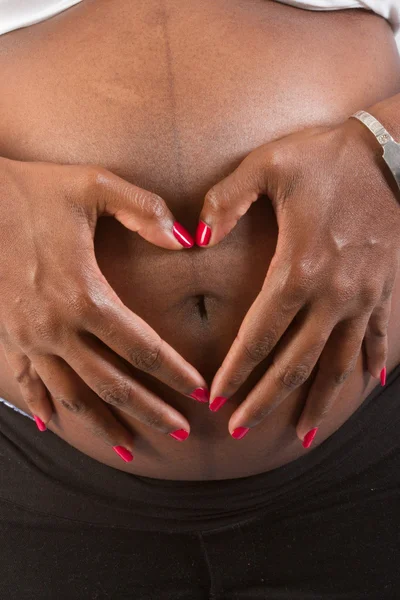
left=0, top=365, right=399, bottom=533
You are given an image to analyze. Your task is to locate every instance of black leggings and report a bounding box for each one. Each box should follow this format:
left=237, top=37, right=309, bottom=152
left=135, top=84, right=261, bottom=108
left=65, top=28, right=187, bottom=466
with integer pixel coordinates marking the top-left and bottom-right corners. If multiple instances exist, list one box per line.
left=0, top=366, right=400, bottom=599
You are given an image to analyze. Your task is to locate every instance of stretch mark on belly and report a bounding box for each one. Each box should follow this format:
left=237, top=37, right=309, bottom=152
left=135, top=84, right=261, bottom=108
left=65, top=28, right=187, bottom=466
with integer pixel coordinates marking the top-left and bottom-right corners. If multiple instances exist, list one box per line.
left=196, top=295, right=208, bottom=320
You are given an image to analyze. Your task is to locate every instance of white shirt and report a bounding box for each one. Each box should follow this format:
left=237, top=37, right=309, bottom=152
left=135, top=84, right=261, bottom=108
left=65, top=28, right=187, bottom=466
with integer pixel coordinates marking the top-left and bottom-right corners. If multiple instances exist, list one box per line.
left=0, top=0, right=399, bottom=51
left=0, top=0, right=84, bottom=35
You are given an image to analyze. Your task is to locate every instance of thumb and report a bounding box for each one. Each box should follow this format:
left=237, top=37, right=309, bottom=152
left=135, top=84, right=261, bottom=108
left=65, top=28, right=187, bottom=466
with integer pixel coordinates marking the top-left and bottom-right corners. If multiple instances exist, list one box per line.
left=92, top=167, right=194, bottom=250
left=195, top=148, right=273, bottom=247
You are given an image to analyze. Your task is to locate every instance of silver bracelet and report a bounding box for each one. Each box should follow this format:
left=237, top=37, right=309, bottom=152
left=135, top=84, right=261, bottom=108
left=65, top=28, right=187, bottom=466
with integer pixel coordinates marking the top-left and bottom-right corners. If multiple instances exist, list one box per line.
left=351, top=110, right=400, bottom=195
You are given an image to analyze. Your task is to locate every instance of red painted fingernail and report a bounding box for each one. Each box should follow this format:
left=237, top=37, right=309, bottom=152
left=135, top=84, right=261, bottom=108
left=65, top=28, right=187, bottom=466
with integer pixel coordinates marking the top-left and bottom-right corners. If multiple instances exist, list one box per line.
left=113, top=446, right=134, bottom=462
left=33, top=415, right=46, bottom=432
left=209, top=396, right=228, bottom=412
left=232, top=427, right=250, bottom=440
left=380, top=366, right=387, bottom=387
left=195, top=221, right=212, bottom=246
left=302, top=427, right=318, bottom=449
left=169, top=429, right=190, bottom=441
left=172, top=222, right=194, bottom=248
left=189, top=387, right=210, bottom=403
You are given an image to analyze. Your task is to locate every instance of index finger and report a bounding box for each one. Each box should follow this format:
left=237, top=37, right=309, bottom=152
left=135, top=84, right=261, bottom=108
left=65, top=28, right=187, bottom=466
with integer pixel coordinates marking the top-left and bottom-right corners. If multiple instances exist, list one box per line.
left=83, top=277, right=209, bottom=403
left=209, top=264, right=304, bottom=410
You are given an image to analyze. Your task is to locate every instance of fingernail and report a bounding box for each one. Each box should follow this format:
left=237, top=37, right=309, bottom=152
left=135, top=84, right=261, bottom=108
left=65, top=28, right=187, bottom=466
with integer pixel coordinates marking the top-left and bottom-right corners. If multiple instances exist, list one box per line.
left=169, top=429, right=190, bottom=441
left=209, top=396, right=228, bottom=412
left=195, top=221, right=212, bottom=246
left=33, top=415, right=47, bottom=432
left=302, top=427, right=318, bottom=449
left=172, top=222, right=194, bottom=248
left=232, top=427, right=250, bottom=440
left=189, top=387, right=210, bottom=403
left=380, top=366, right=387, bottom=387
left=113, top=445, right=134, bottom=462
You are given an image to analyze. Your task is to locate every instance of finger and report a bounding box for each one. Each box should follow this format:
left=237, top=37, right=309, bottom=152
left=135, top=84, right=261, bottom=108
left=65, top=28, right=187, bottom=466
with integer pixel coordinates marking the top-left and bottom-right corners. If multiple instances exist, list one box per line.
left=209, top=260, right=304, bottom=411
left=3, top=347, right=53, bottom=430
left=226, top=310, right=334, bottom=435
left=196, top=147, right=271, bottom=247
left=296, top=317, right=369, bottom=447
left=84, top=281, right=209, bottom=403
left=32, top=354, right=137, bottom=456
left=60, top=335, right=192, bottom=437
left=364, top=295, right=391, bottom=381
left=90, top=167, right=194, bottom=249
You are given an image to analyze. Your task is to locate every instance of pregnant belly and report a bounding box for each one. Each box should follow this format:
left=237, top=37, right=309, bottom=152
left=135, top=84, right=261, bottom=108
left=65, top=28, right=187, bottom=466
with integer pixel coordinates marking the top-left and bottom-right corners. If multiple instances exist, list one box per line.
left=0, top=0, right=400, bottom=479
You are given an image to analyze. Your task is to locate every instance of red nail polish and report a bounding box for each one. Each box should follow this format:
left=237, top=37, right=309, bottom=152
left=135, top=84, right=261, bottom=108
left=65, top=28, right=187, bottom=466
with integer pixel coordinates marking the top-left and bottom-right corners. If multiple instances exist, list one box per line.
left=195, top=221, right=212, bottom=246
left=33, top=415, right=46, bottom=432
left=172, top=222, right=194, bottom=248
left=113, top=445, right=134, bottom=462
left=302, top=427, right=318, bottom=449
left=189, top=387, right=209, bottom=403
left=380, top=366, right=387, bottom=387
left=232, top=427, right=250, bottom=440
left=209, top=396, right=228, bottom=412
left=169, top=429, right=190, bottom=441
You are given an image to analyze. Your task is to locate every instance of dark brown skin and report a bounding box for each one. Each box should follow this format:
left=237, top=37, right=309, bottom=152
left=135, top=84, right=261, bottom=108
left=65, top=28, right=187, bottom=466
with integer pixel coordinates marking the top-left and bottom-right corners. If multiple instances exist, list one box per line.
left=0, top=0, right=399, bottom=479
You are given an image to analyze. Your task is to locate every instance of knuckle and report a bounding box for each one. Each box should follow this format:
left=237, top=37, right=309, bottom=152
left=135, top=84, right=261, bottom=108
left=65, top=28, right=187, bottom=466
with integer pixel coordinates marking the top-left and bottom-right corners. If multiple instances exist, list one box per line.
left=74, top=284, right=112, bottom=323
left=292, top=256, right=320, bottom=284
left=360, top=284, right=380, bottom=308
left=331, top=279, right=354, bottom=305
left=57, top=396, right=86, bottom=415
left=242, top=332, right=275, bottom=363
left=369, top=318, right=388, bottom=339
left=224, top=369, right=248, bottom=390
left=279, top=276, right=307, bottom=310
left=31, top=312, right=60, bottom=343
left=142, top=192, right=167, bottom=221
left=88, top=165, right=108, bottom=190
left=332, top=364, right=355, bottom=386
left=144, top=411, right=165, bottom=430
left=265, top=147, right=282, bottom=172
left=83, top=165, right=107, bottom=197
left=98, top=379, right=132, bottom=408
left=11, top=324, right=34, bottom=351
left=129, top=344, right=162, bottom=373
left=13, top=363, right=33, bottom=387
left=74, top=288, right=102, bottom=320
left=277, top=363, right=311, bottom=390
left=12, top=312, right=61, bottom=351
left=204, top=187, right=224, bottom=214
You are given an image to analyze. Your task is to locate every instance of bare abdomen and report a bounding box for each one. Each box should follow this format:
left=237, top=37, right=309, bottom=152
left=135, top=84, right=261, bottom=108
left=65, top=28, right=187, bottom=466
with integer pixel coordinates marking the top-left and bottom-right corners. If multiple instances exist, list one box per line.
left=0, top=0, right=399, bottom=479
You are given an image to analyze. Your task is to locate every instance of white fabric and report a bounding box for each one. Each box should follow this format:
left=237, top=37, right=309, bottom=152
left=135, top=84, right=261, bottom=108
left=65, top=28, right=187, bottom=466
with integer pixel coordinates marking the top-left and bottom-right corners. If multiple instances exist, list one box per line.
left=0, top=0, right=84, bottom=35
left=277, top=0, right=400, bottom=51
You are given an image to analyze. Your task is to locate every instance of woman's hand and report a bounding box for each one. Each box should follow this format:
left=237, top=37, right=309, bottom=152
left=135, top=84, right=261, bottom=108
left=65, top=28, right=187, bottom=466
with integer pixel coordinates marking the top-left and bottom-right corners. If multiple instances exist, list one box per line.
left=196, top=119, right=400, bottom=447
left=0, top=157, right=208, bottom=460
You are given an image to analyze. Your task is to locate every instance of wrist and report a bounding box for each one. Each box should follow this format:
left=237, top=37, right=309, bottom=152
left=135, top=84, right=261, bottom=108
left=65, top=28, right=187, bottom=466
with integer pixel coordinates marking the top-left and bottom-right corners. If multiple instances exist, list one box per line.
left=348, top=97, right=400, bottom=202
left=366, top=92, right=400, bottom=142
left=330, top=116, right=400, bottom=213
left=338, top=104, right=400, bottom=204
